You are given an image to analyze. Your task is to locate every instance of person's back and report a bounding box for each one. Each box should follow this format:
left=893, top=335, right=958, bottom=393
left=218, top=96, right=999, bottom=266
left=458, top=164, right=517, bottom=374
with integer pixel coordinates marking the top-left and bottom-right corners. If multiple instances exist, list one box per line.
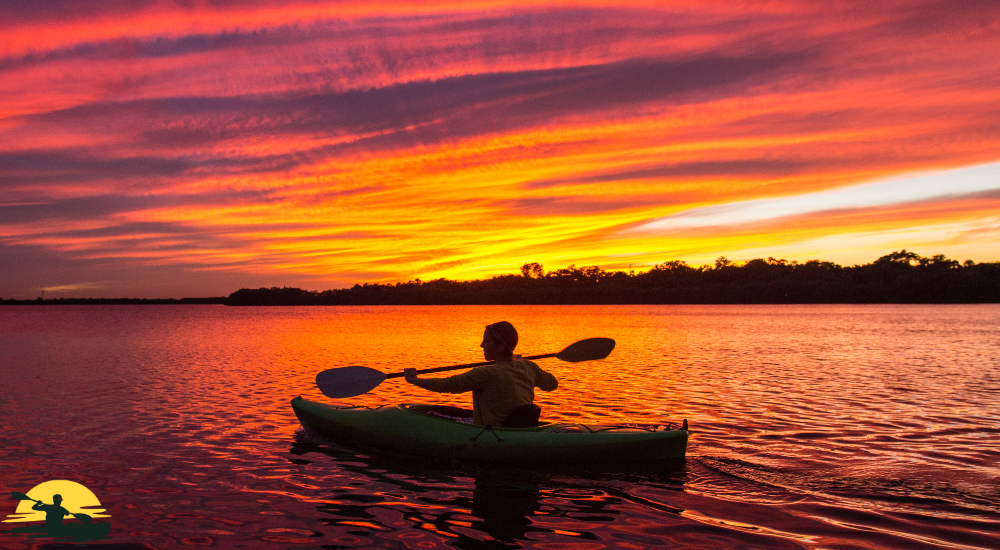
left=404, top=321, right=558, bottom=426
left=421, top=358, right=557, bottom=425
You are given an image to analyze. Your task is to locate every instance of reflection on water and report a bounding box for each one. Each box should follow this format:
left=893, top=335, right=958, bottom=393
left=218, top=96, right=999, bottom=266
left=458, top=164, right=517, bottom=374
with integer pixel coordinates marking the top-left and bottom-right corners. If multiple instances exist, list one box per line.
left=1, top=304, right=999, bottom=549
left=288, top=432, right=694, bottom=549
left=469, top=477, right=539, bottom=543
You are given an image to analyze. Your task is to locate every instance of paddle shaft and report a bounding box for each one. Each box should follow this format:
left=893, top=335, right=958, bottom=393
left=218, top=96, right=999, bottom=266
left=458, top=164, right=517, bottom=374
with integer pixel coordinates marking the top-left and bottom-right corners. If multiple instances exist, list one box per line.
left=13, top=493, right=42, bottom=504
left=384, top=352, right=558, bottom=379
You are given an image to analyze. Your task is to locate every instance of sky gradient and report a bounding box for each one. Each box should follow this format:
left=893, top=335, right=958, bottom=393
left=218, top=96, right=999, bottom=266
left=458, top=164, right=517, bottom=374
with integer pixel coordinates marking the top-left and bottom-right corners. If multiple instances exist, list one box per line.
left=2, top=0, right=999, bottom=298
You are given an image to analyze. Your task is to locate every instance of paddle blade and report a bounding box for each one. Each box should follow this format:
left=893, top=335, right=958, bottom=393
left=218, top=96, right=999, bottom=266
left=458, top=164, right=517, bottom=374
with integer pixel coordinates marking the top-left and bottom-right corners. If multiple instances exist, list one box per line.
left=556, top=338, right=616, bottom=362
left=316, top=366, right=387, bottom=398
left=12, top=491, right=33, bottom=501
left=73, top=513, right=92, bottom=523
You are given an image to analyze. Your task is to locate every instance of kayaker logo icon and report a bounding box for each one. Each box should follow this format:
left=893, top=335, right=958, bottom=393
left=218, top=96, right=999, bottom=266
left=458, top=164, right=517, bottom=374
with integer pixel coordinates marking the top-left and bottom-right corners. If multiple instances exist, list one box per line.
left=3, top=480, right=112, bottom=542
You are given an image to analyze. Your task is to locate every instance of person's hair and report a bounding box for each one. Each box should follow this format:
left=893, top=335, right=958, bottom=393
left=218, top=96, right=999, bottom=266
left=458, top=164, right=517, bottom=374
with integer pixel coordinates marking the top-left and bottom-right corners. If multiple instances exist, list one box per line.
left=486, top=321, right=518, bottom=354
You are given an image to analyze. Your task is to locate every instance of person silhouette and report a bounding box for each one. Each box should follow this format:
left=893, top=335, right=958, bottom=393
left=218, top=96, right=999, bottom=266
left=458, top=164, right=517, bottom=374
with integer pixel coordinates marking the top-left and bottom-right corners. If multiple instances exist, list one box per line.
left=32, top=494, right=70, bottom=528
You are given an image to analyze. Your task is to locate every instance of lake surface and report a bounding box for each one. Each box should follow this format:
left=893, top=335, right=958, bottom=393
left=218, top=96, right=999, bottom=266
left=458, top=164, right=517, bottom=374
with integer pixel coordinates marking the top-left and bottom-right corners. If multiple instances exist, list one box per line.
left=1, top=304, right=998, bottom=549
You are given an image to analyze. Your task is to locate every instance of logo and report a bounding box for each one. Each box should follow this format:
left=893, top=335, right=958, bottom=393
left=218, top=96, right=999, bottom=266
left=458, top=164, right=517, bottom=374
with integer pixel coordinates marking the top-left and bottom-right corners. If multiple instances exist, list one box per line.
left=4, top=480, right=111, bottom=543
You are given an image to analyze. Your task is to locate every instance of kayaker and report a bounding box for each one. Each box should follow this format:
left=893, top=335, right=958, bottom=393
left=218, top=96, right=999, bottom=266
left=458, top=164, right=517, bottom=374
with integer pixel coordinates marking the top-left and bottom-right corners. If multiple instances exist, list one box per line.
left=32, top=494, right=70, bottom=527
left=404, top=321, right=558, bottom=426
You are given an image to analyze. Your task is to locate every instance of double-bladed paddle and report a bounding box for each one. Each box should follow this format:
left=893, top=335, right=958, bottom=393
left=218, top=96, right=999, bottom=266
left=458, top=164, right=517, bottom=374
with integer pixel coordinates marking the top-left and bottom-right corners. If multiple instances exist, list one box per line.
left=10, top=492, right=92, bottom=523
left=316, top=337, right=615, bottom=399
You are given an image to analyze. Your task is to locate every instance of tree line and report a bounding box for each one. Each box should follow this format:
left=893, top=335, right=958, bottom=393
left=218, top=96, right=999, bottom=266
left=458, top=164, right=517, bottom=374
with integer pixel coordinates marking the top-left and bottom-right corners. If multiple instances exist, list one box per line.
left=224, top=250, right=1000, bottom=305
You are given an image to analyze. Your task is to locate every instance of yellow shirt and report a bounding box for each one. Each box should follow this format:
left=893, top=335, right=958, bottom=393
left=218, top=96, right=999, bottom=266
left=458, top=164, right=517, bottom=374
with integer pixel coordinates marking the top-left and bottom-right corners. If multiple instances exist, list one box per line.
left=420, top=360, right=558, bottom=426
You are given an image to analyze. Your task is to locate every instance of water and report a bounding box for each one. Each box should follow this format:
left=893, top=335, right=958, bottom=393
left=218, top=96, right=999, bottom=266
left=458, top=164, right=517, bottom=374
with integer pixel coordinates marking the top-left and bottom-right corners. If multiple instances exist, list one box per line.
left=1, top=304, right=998, bottom=549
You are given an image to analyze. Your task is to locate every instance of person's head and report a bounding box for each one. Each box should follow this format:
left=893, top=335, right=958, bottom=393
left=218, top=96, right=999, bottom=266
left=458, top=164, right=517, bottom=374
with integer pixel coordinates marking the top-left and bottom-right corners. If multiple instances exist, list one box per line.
left=481, top=321, right=518, bottom=361
left=53, top=495, right=62, bottom=504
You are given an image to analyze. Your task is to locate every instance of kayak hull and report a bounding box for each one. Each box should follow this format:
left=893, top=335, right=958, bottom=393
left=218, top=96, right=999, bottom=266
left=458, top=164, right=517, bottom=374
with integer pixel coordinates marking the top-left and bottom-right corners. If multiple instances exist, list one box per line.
left=291, top=396, right=687, bottom=467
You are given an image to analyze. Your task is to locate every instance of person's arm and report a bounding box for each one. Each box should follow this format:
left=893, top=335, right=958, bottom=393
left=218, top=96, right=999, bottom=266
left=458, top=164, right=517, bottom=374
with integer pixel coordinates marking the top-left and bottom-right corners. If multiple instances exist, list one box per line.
left=404, top=368, right=437, bottom=391
left=404, top=366, right=492, bottom=393
left=32, top=501, right=45, bottom=511
left=534, top=364, right=558, bottom=391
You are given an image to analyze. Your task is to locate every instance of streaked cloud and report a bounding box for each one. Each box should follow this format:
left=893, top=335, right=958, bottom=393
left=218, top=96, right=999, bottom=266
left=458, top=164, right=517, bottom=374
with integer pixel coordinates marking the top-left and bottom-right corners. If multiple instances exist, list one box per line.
left=40, top=282, right=105, bottom=293
left=632, top=162, right=1000, bottom=231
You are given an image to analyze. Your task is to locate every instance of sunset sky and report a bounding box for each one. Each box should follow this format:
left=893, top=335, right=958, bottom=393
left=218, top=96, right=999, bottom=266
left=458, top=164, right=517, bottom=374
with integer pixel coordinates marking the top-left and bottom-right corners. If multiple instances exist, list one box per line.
left=2, top=0, right=999, bottom=298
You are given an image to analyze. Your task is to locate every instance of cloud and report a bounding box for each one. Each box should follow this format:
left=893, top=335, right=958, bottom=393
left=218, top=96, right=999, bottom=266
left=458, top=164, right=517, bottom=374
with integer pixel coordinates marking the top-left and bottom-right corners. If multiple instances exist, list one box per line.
left=524, top=159, right=823, bottom=189
left=631, top=161, right=1000, bottom=232
left=24, top=51, right=804, bottom=141
left=3, top=51, right=809, bottom=195
left=0, top=190, right=277, bottom=223
left=40, top=281, right=105, bottom=293
left=493, top=194, right=688, bottom=216
left=0, top=151, right=195, bottom=189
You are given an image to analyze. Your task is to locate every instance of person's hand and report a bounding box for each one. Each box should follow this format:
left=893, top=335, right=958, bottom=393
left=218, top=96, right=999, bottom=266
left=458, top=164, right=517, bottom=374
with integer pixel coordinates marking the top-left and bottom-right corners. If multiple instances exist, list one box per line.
left=404, top=368, right=417, bottom=383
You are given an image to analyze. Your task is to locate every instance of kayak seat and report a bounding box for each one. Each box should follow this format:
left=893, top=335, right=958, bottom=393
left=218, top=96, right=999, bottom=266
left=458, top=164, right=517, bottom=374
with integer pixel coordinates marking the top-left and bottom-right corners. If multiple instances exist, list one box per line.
left=502, top=404, right=541, bottom=428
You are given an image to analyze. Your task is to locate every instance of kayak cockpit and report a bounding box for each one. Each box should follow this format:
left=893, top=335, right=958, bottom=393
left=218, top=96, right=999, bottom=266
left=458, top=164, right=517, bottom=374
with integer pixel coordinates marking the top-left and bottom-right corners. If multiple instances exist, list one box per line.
left=407, top=404, right=473, bottom=422
left=403, top=404, right=556, bottom=429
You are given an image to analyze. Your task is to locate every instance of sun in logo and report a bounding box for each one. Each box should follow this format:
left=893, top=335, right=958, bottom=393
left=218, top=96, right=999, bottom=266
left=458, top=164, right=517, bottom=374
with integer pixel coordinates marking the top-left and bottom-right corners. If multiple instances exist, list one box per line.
left=4, top=480, right=108, bottom=523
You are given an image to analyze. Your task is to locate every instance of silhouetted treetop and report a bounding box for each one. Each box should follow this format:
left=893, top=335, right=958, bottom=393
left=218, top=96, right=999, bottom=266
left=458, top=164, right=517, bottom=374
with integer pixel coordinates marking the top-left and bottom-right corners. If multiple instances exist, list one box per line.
left=520, top=262, right=545, bottom=278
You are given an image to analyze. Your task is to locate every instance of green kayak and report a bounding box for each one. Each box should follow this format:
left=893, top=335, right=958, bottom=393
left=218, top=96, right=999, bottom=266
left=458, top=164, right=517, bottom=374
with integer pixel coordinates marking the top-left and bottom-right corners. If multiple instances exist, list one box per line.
left=291, top=396, right=688, bottom=466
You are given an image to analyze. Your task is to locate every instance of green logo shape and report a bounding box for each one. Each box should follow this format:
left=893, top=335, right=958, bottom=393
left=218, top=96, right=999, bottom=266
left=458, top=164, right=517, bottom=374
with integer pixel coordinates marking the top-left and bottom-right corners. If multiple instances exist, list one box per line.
left=5, top=480, right=111, bottom=542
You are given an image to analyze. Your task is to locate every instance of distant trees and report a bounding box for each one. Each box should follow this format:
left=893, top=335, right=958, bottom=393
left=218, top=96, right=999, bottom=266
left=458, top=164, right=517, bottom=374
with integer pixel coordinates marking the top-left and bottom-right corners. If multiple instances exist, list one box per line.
left=224, top=251, right=1000, bottom=305
left=520, top=262, right=545, bottom=278
left=224, top=287, right=316, bottom=306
